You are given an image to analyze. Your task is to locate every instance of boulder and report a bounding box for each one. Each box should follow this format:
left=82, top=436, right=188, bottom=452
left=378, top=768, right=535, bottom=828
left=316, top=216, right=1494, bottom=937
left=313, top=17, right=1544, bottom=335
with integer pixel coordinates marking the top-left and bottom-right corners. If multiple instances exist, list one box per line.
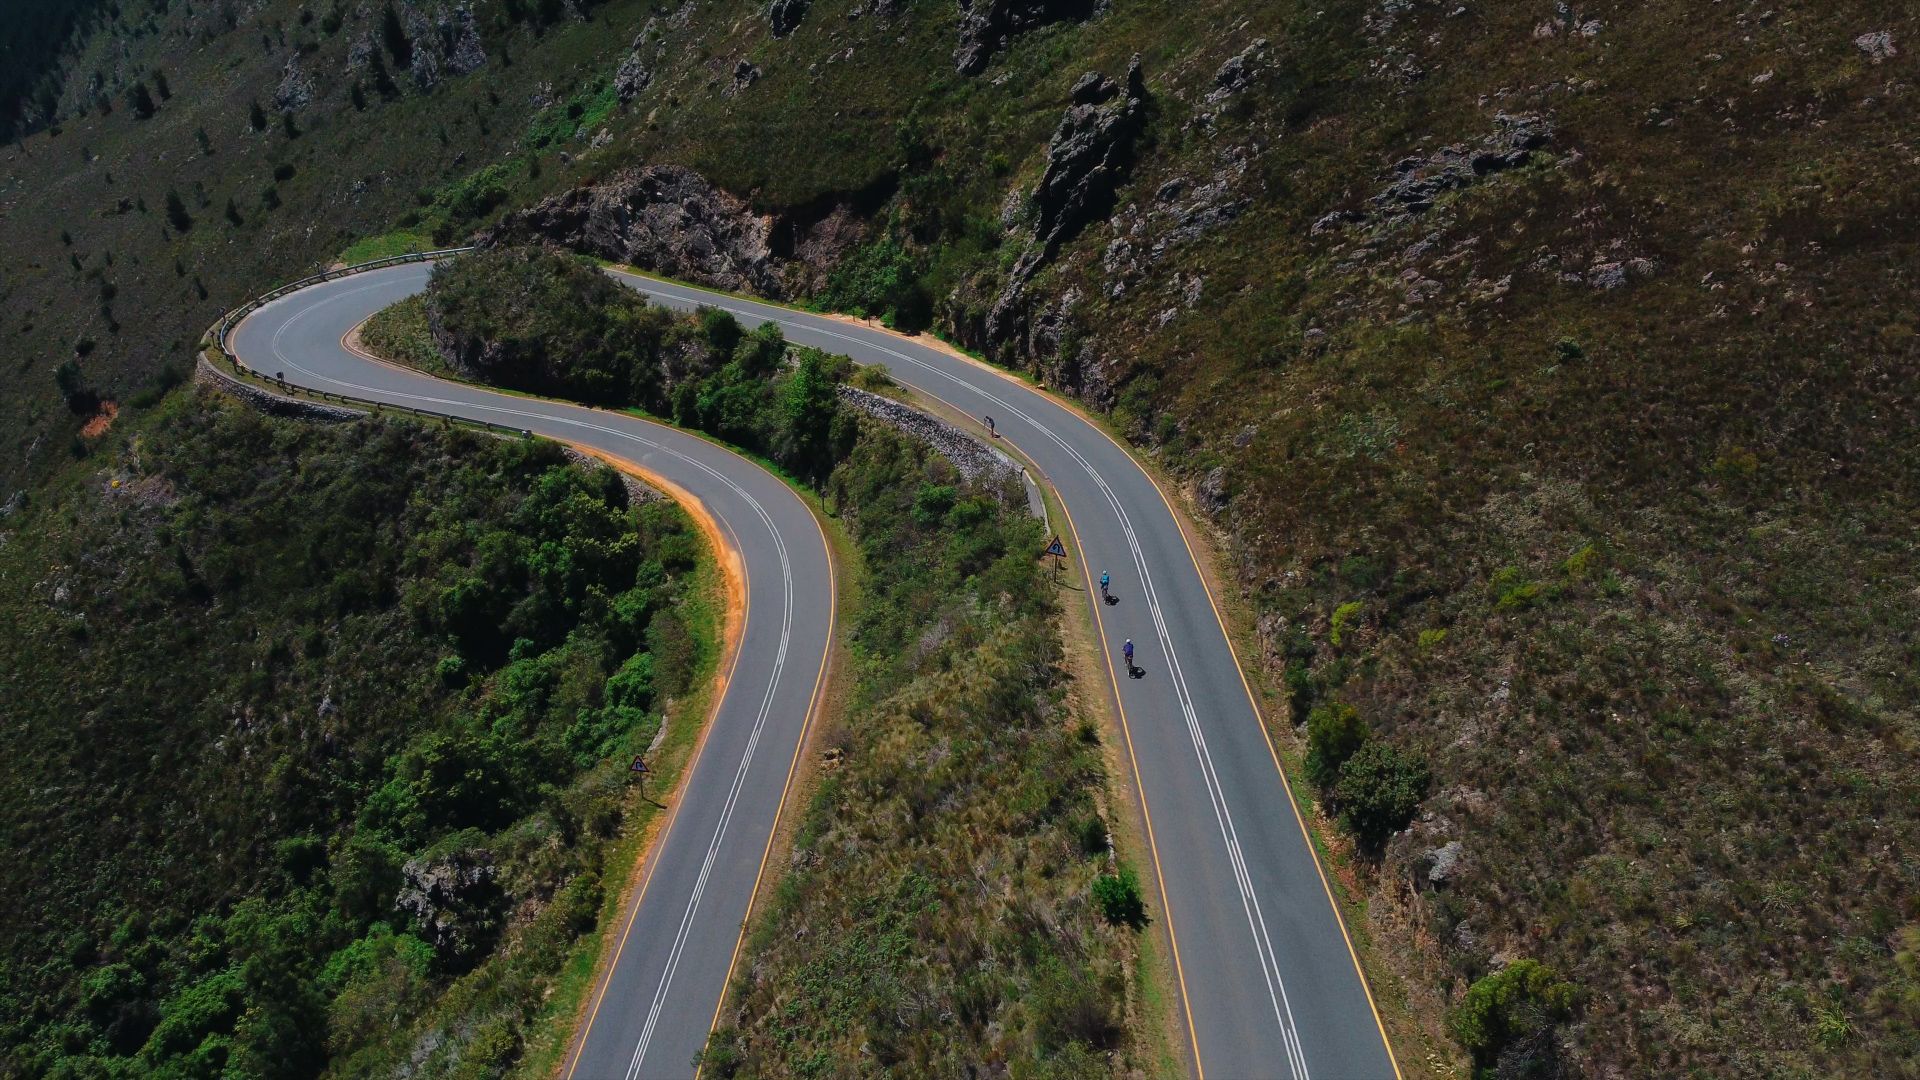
left=1207, top=38, right=1269, bottom=102
left=768, top=0, right=810, bottom=36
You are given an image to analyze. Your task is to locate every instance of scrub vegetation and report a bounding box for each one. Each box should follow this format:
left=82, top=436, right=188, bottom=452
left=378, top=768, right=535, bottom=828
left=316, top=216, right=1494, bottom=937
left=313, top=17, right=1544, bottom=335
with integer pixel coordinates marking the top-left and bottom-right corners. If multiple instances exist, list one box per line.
left=0, top=387, right=717, bottom=1076
left=366, top=251, right=1153, bottom=1075
left=703, top=425, right=1147, bottom=1077
left=4, top=0, right=1918, bottom=1075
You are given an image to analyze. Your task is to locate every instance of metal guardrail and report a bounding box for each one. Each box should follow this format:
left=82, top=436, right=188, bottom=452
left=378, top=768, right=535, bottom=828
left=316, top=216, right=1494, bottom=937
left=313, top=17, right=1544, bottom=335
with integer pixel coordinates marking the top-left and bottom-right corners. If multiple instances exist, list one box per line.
left=199, top=245, right=541, bottom=438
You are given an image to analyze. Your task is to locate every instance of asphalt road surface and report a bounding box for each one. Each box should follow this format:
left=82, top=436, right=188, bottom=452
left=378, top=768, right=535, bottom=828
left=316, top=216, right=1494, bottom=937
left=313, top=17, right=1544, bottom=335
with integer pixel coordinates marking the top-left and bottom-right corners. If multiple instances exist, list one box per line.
left=231, top=264, right=836, bottom=1080
left=233, top=259, right=1399, bottom=1079
left=607, top=269, right=1401, bottom=1080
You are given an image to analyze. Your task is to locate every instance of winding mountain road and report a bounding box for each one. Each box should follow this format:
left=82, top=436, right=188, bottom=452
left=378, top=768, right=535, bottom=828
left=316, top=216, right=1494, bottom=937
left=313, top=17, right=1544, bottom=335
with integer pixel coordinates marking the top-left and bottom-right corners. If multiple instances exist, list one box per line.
left=231, top=259, right=1400, bottom=1079
left=231, top=264, right=836, bottom=1080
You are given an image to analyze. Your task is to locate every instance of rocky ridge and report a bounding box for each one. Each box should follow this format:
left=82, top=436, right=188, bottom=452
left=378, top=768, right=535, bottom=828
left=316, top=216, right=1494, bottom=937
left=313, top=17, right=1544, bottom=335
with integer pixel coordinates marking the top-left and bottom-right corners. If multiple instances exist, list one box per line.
left=954, top=0, right=1104, bottom=76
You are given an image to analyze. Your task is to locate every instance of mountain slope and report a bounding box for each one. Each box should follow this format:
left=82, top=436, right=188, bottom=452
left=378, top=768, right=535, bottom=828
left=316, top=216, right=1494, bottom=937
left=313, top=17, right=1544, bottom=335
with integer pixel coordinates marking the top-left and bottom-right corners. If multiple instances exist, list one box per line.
left=3, top=0, right=1917, bottom=1076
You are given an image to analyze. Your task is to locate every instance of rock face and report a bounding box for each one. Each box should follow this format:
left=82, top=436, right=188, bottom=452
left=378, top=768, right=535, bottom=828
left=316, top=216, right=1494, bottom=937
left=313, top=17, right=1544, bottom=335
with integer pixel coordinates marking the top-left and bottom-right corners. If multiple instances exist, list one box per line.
left=487, top=165, right=780, bottom=295
left=482, top=165, right=864, bottom=300
left=768, top=0, right=811, bottom=36
left=976, top=57, right=1145, bottom=372
left=954, top=0, right=1103, bottom=76
left=1315, top=112, right=1553, bottom=233
left=394, top=849, right=503, bottom=963
left=1030, top=58, right=1146, bottom=251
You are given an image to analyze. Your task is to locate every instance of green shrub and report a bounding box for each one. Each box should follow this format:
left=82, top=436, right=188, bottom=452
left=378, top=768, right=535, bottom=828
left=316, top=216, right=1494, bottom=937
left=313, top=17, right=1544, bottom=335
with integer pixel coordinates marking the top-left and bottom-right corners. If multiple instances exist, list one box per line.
left=1330, top=600, right=1363, bottom=647
left=1334, top=742, right=1430, bottom=851
left=814, top=237, right=931, bottom=331
left=1491, top=566, right=1553, bottom=611
left=1305, top=701, right=1368, bottom=787
left=1092, top=866, right=1147, bottom=929
left=1449, top=960, right=1576, bottom=1066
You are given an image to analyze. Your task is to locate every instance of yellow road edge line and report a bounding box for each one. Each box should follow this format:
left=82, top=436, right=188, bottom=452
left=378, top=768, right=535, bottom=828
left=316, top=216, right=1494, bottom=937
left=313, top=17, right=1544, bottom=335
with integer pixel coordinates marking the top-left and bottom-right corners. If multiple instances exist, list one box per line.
left=556, top=443, right=752, bottom=1080
left=599, top=264, right=1399, bottom=1075
left=694, top=499, right=840, bottom=1078
left=1089, top=436, right=1406, bottom=1080
left=351, top=259, right=1394, bottom=1074
left=1050, top=477, right=1208, bottom=1080
left=342, top=307, right=764, bottom=1080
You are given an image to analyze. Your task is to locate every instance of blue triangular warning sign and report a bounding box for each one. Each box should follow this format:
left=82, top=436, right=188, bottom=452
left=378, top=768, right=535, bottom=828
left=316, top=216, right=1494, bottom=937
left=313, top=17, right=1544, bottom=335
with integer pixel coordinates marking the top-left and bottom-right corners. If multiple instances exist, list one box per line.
left=1045, top=537, right=1066, bottom=558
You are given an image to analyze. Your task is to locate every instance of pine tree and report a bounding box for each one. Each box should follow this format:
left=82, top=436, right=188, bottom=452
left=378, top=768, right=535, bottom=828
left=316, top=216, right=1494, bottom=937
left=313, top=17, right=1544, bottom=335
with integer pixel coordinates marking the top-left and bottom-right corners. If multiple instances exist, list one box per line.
left=248, top=99, right=267, bottom=131
left=128, top=82, right=156, bottom=119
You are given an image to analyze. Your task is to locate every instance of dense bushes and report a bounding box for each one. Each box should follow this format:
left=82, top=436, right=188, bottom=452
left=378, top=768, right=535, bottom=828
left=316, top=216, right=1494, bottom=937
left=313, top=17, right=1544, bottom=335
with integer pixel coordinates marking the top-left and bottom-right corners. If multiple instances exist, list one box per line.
left=416, top=247, right=855, bottom=483
left=425, top=246, right=672, bottom=406
left=1333, top=743, right=1430, bottom=852
left=811, top=236, right=932, bottom=332
left=0, top=394, right=709, bottom=1076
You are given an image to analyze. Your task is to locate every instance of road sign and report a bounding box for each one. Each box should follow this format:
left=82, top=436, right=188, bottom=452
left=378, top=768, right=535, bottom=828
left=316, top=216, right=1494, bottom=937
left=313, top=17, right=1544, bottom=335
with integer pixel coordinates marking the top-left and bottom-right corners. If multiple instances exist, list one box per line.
left=630, top=755, right=649, bottom=774
left=1045, top=537, right=1066, bottom=558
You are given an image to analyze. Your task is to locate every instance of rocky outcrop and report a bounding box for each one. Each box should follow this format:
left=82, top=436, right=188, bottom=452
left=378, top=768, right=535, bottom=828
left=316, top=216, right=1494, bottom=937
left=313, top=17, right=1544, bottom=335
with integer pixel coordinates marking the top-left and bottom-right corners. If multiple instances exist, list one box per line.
left=1207, top=38, right=1269, bottom=103
left=273, top=56, right=314, bottom=112
left=1855, top=30, right=1897, bottom=63
left=400, top=2, right=487, bottom=90
left=395, top=848, right=503, bottom=963
left=1315, top=113, right=1553, bottom=233
left=768, top=0, right=810, bottom=36
left=726, top=59, right=762, bottom=96
left=483, top=165, right=867, bottom=301
left=614, top=47, right=653, bottom=101
left=954, top=0, right=1103, bottom=76
left=1102, top=147, right=1253, bottom=300
left=975, top=57, right=1145, bottom=370
left=484, top=165, right=785, bottom=296
left=1030, top=58, right=1146, bottom=251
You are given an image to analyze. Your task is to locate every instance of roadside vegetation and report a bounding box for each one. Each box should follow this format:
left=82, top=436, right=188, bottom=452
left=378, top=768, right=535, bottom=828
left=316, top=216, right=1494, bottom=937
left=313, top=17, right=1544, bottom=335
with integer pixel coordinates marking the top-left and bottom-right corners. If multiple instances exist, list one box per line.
left=363, top=253, right=1154, bottom=1075
left=0, top=385, right=717, bottom=1076
left=701, top=423, right=1149, bottom=1077
left=415, top=247, right=850, bottom=485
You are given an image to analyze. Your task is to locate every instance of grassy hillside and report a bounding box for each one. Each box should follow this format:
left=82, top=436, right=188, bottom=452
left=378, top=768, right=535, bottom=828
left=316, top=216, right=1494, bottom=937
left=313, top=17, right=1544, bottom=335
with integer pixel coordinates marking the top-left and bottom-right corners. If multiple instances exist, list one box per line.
left=0, top=387, right=716, bottom=1076
left=3, top=0, right=1917, bottom=1075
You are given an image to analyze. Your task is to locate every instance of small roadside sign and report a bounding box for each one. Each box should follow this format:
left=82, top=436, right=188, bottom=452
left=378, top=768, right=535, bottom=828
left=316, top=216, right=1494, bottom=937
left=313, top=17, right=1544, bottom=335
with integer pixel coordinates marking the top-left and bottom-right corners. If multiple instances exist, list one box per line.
left=630, top=755, right=649, bottom=774
left=1045, top=537, right=1066, bottom=558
